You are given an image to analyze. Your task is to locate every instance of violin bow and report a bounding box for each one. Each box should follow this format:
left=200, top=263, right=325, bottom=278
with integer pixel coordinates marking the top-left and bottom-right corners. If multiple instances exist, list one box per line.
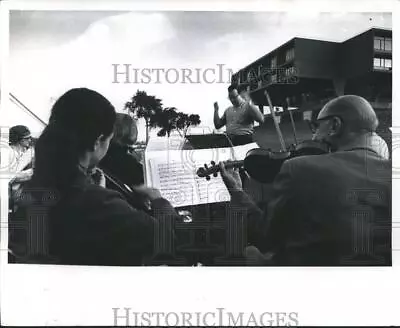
left=285, top=97, right=298, bottom=145
left=264, top=90, right=287, bottom=152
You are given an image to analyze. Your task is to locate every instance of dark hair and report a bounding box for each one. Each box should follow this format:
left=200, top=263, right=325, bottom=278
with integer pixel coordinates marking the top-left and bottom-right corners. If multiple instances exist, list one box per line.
left=32, top=88, right=116, bottom=190
left=9, top=125, right=31, bottom=145
left=237, top=84, right=249, bottom=94
left=112, top=113, right=138, bottom=146
left=228, top=84, right=238, bottom=93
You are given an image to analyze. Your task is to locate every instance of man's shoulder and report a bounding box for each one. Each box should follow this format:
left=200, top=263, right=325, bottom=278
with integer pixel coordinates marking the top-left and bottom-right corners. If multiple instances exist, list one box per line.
left=285, top=153, right=329, bottom=168
left=283, top=153, right=344, bottom=177
left=285, top=149, right=390, bottom=175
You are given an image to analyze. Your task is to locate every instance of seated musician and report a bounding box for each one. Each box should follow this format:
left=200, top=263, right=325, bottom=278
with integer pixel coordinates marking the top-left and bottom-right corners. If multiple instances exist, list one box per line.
left=8, top=125, right=35, bottom=211
left=100, top=113, right=144, bottom=188
left=214, top=84, right=264, bottom=146
left=9, top=88, right=179, bottom=266
left=220, top=95, right=391, bottom=266
left=370, top=133, right=390, bottom=160
left=8, top=125, right=35, bottom=183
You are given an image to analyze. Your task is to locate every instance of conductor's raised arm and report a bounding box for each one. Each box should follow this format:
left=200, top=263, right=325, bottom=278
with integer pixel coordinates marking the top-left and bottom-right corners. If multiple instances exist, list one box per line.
left=213, top=101, right=226, bottom=129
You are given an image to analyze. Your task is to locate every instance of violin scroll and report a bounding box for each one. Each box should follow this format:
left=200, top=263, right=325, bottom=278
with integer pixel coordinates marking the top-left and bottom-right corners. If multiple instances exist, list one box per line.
left=196, top=160, right=243, bottom=180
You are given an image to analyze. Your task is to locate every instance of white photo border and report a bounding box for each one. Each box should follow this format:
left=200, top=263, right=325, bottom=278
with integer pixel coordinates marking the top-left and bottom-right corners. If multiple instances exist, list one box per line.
left=1, top=0, right=399, bottom=326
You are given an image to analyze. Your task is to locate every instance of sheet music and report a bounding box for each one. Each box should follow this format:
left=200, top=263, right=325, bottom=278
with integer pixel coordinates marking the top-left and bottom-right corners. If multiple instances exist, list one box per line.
left=148, top=159, right=199, bottom=207
left=195, top=175, right=231, bottom=204
left=145, top=141, right=259, bottom=206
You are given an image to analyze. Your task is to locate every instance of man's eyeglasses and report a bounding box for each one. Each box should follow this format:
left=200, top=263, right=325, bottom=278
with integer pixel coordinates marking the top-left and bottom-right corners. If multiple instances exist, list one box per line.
left=21, top=136, right=32, bottom=142
left=308, top=116, right=339, bottom=134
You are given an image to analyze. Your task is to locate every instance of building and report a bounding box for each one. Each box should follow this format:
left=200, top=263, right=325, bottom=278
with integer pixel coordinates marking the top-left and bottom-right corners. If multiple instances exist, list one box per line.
left=232, top=27, right=392, bottom=149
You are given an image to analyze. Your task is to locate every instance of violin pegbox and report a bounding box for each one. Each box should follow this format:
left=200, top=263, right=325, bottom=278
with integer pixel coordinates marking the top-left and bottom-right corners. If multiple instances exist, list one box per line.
left=210, top=161, right=218, bottom=177
left=196, top=161, right=220, bottom=180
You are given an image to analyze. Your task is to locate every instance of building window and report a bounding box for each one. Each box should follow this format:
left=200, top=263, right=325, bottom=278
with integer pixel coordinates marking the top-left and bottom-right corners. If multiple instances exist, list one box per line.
left=374, top=36, right=392, bottom=51
left=285, top=48, right=295, bottom=62
left=271, top=56, right=277, bottom=68
left=374, top=37, right=383, bottom=50
left=384, top=39, right=392, bottom=51
left=374, top=57, right=392, bottom=70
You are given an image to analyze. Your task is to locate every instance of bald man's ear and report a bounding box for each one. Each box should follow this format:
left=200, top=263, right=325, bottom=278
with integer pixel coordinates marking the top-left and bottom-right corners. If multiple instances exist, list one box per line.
left=330, top=116, right=343, bottom=136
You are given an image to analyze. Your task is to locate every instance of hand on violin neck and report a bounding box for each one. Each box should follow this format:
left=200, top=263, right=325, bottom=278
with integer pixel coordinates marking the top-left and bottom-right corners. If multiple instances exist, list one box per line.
left=220, top=161, right=243, bottom=193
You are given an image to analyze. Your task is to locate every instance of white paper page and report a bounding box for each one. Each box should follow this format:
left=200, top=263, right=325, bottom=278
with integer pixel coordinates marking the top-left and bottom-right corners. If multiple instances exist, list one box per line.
left=194, top=174, right=231, bottom=204
left=147, top=147, right=234, bottom=206
left=231, top=142, right=259, bottom=160
left=144, top=136, right=186, bottom=186
left=145, top=136, right=186, bottom=152
left=188, top=147, right=233, bottom=205
left=148, top=158, right=199, bottom=207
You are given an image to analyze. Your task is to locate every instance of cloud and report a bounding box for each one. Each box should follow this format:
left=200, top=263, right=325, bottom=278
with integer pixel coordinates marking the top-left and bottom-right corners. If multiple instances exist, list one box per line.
left=7, top=11, right=392, bottom=141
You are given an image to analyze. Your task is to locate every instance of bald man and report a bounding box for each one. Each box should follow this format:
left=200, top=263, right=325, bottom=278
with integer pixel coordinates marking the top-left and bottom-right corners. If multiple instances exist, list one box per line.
left=220, top=95, right=391, bottom=266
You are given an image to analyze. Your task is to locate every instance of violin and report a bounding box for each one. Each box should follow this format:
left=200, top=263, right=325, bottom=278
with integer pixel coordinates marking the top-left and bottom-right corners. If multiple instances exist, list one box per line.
left=196, top=141, right=330, bottom=183
left=100, top=167, right=152, bottom=214
left=196, top=148, right=290, bottom=183
left=197, top=90, right=332, bottom=183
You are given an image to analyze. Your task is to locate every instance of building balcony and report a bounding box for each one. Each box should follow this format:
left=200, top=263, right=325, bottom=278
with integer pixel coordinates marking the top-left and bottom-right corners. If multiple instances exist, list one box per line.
left=298, top=96, right=336, bottom=112
left=373, top=66, right=392, bottom=72
left=373, top=48, right=392, bottom=55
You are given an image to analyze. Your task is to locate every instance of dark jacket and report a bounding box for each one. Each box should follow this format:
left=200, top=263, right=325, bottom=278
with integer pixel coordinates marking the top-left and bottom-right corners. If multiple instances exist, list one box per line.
left=9, top=171, right=178, bottom=266
left=232, top=148, right=392, bottom=266
left=100, top=142, right=144, bottom=187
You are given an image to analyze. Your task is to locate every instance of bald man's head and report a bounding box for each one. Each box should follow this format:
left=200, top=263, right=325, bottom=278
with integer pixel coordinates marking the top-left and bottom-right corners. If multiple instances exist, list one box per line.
left=312, top=95, right=379, bottom=149
left=318, top=95, right=378, bottom=133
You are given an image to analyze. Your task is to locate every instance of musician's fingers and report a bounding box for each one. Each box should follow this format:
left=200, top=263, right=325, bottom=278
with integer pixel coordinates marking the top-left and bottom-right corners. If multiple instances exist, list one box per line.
left=220, top=161, right=234, bottom=175
left=219, top=161, right=226, bottom=173
left=219, top=161, right=232, bottom=177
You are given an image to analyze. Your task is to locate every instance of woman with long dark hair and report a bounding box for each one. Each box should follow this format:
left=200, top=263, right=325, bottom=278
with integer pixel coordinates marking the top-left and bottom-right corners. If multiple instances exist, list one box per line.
left=10, top=88, right=178, bottom=266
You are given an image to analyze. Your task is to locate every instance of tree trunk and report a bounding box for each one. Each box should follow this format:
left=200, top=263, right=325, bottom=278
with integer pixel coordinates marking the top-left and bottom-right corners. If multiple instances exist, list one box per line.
left=145, top=119, right=149, bottom=144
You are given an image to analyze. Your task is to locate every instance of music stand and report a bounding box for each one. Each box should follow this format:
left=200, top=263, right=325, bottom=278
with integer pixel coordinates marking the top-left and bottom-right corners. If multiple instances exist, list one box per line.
left=185, top=133, right=233, bottom=150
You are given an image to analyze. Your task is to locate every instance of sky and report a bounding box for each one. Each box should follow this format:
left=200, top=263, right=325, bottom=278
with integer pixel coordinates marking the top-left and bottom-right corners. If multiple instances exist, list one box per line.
left=6, top=10, right=392, bottom=140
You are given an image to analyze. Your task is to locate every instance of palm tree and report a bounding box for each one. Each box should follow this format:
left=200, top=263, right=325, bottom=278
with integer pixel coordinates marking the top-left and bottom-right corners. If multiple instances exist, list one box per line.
left=124, top=90, right=163, bottom=143
left=186, top=114, right=201, bottom=136
left=156, top=107, right=179, bottom=137
left=157, top=109, right=201, bottom=138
